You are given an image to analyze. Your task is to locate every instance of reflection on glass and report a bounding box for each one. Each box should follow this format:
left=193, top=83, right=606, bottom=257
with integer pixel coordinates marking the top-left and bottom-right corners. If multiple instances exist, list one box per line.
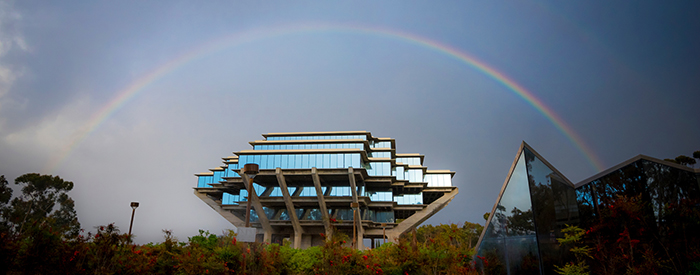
left=476, top=151, right=541, bottom=275
left=335, top=209, right=354, bottom=220
left=394, top=193, right=423, bottom=204
left=197, top=175, right=214, bottom=188
left=524, top=148, right=578, bottom=273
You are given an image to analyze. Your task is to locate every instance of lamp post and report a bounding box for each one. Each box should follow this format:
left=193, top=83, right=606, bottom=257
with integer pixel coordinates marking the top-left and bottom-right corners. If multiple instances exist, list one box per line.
left=242, top=163, right=259, bottom=228
left=128, top=201, right=139, bottom=238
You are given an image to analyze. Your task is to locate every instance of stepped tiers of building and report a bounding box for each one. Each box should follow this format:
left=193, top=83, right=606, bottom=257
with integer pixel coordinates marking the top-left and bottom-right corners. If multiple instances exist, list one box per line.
left=195, top=131, right=457, bottom=249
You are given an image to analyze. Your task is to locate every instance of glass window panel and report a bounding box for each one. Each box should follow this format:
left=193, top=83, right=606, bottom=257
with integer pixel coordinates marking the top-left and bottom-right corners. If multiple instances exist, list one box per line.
left=335, top=209, right=354, bottom=221
left=345, top=154, right=353, bottom=168
left=476, top=151, right=541, bottom=274
left=310, top=209, right=323, bottom=220
left=318, top=154, right=325, bottom=168
left=330, top=154, right=337, bottom=168
left=259, top=155, right=267, bottom=169
left=334, top=154, right=341, bottom=168
left=291, top=155, right=298, bottom=169
left=278, top=209, right=290, bottom=220
left=302, top=154, right=309, bottom=168
left=272, top=154, right=280, bottom=169
left=281, top=154, right=288, bottom=168
left=352, top=153, right=361, bottom=168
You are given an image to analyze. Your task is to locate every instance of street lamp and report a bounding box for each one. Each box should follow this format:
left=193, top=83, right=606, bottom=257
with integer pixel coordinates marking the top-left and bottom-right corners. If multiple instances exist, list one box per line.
left=128, top=201, right=139, bottom=239
left=242, top=163, right=259, bottom=228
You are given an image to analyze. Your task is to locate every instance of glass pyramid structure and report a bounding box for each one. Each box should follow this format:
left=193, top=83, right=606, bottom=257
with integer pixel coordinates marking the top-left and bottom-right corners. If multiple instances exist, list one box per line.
left=475, top=142, right=579, bottom=275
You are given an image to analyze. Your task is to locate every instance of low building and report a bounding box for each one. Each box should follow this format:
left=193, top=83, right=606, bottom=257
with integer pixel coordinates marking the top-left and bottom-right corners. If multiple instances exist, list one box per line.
left=475, top=142, right=700, bottom=274
left=195, top=131, right=458, bottom=249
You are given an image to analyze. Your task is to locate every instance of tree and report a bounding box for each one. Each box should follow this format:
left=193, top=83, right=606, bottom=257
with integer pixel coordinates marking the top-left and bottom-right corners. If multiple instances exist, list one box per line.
left=664, top=150, right=700, bottom=167
left=0, top=175, right=12, bottom=231
left=463, top=221, right=484, bottom=248
left=2, top=173, right=80, bottom=237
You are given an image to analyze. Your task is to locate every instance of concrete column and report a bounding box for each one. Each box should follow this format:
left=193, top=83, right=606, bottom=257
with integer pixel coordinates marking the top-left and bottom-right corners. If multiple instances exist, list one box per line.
left=240, top=172, right=274, bottom=242
left=348, top=167, right=364, bottom=250
left=264, top=231, right=272, bottom=243
left=294, top=232, right=303, bottom=248
left=276, top=168, right=304, bottom=248
left=387, top=188, right=459, bottom=241
left=311, top=168, right=333, bottom=239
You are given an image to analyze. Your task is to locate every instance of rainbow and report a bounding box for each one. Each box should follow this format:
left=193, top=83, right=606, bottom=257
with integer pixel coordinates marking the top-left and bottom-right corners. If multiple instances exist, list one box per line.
left=43, top=23, right=605, bottom=173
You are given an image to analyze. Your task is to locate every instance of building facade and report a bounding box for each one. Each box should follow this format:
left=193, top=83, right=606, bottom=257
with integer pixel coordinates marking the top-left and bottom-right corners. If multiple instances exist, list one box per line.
left=195, top=131, right=457, bottom=249
left=475, top=142, right=700, bottom=274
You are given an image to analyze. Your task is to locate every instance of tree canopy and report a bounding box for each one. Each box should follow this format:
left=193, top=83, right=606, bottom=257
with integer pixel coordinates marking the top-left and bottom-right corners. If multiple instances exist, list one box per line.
left=664, top=149, right=700, bottom=167
left=0, top=173, right=80, bottom=237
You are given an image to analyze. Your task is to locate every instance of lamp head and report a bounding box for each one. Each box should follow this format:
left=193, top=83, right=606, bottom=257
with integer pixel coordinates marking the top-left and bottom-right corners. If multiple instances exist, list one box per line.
left=130, top=201, right=140, bottom=209
left=242, top=163, right=259, bottom=179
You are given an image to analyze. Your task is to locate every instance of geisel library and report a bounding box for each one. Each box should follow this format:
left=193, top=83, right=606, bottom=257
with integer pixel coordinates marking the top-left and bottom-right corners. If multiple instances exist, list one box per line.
left=194, top=131, right=457, bottom=249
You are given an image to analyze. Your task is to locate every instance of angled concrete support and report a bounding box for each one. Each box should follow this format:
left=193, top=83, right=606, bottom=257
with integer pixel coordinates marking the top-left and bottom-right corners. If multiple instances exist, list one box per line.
left=276, top=168, right=304, bottom=248
left=193, top=190, right=246, bottom=227
left=311, top=167, right=333, bottom=239
left=240, top=172, right=274, bottom=243
left=348, top=167, right=365, bottom=250
left=387, top=188, right=459, bottom=242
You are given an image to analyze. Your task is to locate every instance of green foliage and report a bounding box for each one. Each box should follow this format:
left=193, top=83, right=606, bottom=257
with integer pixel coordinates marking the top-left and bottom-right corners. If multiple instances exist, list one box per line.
left=666, top=150, right=700, bottom=167
left=554, top=262, right=589, bottom=275
left=287, top=245, right=321, bottom=274
left=2, top=173, right=80, bottom=237
left=554, top=225, right=590, bottom=275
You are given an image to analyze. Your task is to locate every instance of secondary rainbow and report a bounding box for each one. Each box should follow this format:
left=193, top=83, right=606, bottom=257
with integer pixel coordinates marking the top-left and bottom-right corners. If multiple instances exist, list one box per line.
left=43, top=23, right=605, bottom=173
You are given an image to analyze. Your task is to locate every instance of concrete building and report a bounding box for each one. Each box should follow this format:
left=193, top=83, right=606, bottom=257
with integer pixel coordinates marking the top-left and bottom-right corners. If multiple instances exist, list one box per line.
left=195, top=131, right=458, bottom=249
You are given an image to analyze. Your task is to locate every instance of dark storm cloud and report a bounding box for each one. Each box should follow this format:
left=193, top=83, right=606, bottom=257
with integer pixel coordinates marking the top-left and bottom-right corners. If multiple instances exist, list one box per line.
left=0, top=0, right=698, bottom=243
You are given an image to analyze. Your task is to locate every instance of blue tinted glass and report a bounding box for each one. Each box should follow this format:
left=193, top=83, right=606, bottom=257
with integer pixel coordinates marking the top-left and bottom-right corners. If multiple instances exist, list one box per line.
left=240, top=189, right=248, bottom=201
left=352, top=154, right=360, bottom=168
left=302, top=154, right=309, bottom=168
left=324, top=154, right=331, bottom=168
left=330, top=154, right=337, bottom=168
left=307, top=209, right=323, bottom=220
left=273, top=154, right=280, bottom=168
left=259, top=155, right=267, bottom=169
left=270, top=187, right=282, bottom=197
left=294, top=155, right=302, bottom=169
left=337, top=154, right=344, bottom=168
left=314, top=154, right=322, bottom=168
left=345, top=154, right=353, bottom=168
left=281, top=154, right=288, bottom=168
left=267, top=154, right=274, bottom=168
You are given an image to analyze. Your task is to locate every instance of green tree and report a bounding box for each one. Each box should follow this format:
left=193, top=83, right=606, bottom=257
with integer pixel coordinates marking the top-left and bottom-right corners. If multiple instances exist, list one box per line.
left=554, top=225, right=591, bottom=275
left=2, top=173, right=80, bottom=237
left=664, top=150, right=700, bottom=167
left=0, top=175, right=12, bottom=231
left=463, top=221, right=484, bottom=248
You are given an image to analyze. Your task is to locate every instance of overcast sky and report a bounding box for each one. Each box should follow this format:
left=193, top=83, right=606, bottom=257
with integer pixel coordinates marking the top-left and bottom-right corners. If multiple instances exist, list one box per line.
left=0, top=1, right=698, bottom=244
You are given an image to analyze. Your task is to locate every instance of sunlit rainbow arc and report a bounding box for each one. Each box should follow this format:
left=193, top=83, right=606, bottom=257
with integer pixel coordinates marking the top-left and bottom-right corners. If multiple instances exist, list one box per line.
left=43, top=24, right=605, bottom=173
